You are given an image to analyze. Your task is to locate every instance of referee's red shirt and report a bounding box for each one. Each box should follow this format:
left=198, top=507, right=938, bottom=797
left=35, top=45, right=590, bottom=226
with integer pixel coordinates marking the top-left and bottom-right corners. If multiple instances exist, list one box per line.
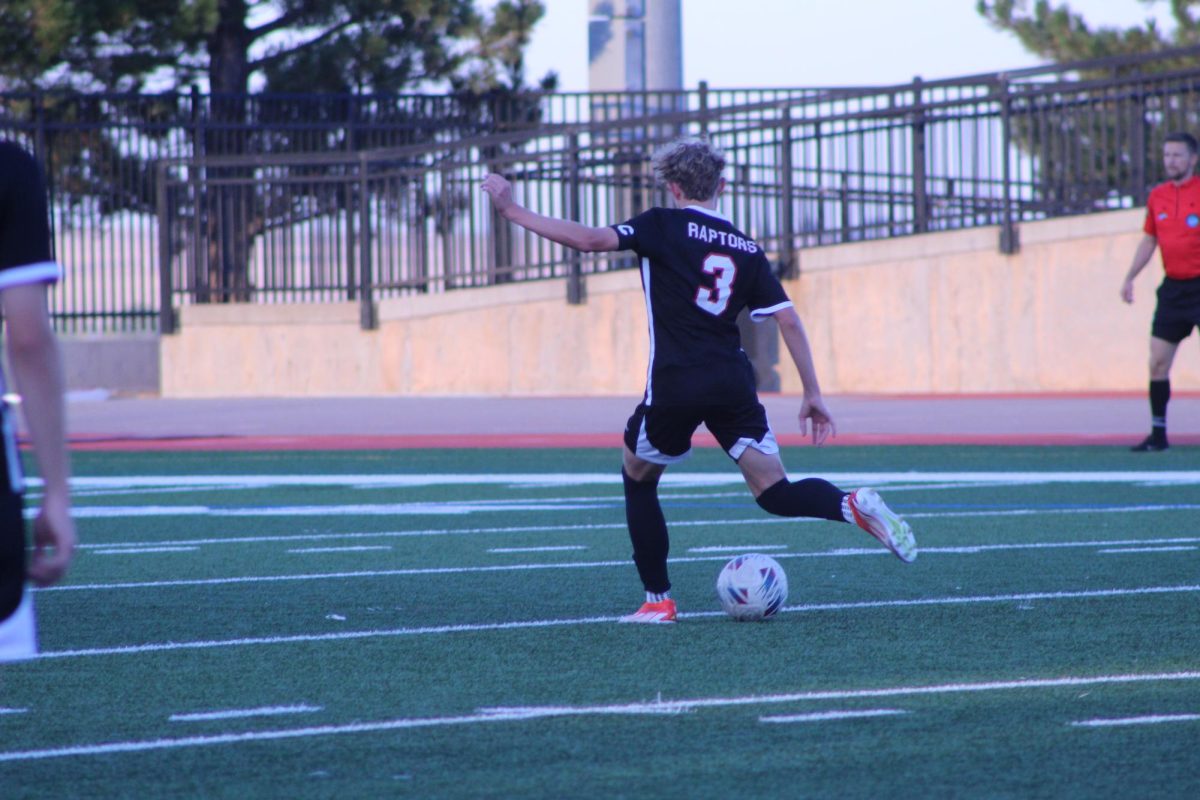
left=1143, top=175, right=1200, bottom=279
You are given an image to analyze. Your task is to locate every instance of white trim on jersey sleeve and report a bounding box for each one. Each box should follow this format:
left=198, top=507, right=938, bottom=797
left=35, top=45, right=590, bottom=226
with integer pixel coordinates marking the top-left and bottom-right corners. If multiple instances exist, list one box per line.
left=748, top=300, right=794, bottom=322
left=0, top=261, right=61, bottom=291
left=640, top=256, right=656, bottom=406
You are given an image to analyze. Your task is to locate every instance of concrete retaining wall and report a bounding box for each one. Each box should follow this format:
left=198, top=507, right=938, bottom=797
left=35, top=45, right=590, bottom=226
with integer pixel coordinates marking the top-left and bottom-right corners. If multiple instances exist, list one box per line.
left=158, top=209, right=1199, bottom=397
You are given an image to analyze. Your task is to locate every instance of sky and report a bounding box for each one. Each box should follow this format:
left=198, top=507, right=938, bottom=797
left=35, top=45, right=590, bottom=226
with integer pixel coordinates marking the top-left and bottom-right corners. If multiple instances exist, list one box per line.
left=504, top=0, right=1175, bottom=90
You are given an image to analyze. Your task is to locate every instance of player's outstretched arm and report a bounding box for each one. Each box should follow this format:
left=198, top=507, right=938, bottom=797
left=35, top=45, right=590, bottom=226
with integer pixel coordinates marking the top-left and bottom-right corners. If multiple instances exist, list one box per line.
left=481, top=173, right=619, bottom=252
left=1120, top=234, right=1158, bottom=304
left=775, top=307, right=836, bottom=445
left=1, top=282, right=75, bottom=586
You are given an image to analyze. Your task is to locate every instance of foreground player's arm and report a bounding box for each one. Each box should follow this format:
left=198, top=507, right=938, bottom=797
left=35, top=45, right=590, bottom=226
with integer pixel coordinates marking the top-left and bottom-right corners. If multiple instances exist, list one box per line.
left=774, top=307, right=836, bottom=445
left=2, top=282, right=75, bottom=585
left=481, top=174, right=619, bottom=252
left=1120, top=234, right=1158, bottom=304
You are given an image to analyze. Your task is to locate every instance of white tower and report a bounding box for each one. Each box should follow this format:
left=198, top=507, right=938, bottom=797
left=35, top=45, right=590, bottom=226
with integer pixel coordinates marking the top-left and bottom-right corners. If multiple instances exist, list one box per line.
left=588, top=1, right=683, bottom=92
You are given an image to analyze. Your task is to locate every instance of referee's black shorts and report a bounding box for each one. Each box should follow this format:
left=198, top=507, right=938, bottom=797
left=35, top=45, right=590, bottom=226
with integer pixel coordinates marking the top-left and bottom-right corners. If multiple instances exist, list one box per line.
left=0, top=402, right=26, bottom=622
left=1152, top=276, right=1200, bottom=344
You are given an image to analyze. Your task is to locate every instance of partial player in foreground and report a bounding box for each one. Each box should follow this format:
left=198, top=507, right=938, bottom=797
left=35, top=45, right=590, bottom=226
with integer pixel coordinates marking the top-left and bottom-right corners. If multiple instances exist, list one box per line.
left=0, top=141, right=76, bottom=661
left=1120, top=131, right=1200, bottom=452
left=481, top=137, right=916, bottom=624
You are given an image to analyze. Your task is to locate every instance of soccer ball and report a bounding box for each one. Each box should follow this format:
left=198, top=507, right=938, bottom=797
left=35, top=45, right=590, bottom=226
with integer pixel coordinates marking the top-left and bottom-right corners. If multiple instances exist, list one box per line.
left=715, top=553, right=789, bottom=621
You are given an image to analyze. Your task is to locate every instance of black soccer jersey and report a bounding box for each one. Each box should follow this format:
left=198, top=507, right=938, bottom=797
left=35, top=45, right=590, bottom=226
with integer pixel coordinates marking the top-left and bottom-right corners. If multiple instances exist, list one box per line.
left=0, top=143, right=58, bottom=284
left=612, top=205, right=792, bottom=406
left=0, top=141, right=61, bottom=394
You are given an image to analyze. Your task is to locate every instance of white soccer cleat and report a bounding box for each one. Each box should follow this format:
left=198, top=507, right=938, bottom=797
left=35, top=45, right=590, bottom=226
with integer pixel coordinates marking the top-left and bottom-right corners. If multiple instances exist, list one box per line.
left=848, top=488, right=918, bottom=563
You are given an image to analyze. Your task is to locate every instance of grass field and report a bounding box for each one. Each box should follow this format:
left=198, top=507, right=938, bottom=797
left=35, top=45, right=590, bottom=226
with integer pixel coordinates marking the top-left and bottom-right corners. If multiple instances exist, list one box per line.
left=2, top=445, right=1198, bottom=799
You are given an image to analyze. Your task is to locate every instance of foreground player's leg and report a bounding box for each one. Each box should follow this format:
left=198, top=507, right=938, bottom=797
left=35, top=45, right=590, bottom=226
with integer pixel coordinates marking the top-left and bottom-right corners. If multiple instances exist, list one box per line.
left=0, top=591, right=37, bottom=663
left=0, top=458, right=35, bottom=662
left=738, top=448, right=917, bottom=562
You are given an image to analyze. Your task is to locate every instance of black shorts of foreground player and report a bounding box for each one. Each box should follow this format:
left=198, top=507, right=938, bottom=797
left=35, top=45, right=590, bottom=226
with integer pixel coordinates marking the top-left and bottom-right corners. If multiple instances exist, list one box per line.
left=481, top=137, right=916, bottom=624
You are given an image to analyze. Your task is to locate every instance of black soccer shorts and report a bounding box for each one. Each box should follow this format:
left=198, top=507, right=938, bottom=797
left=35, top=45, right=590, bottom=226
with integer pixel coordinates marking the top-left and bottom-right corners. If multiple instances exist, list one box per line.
left=0, top=402, right=26, bottom=622
left=1152, top=276, right=1200, bottom=344
left=623, top=401, right=779, bottom=464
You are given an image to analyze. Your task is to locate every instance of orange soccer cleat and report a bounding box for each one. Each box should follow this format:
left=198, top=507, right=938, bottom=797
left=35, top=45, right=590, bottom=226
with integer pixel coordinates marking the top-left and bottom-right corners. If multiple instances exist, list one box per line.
left=618, top=598, right=677, bottom=624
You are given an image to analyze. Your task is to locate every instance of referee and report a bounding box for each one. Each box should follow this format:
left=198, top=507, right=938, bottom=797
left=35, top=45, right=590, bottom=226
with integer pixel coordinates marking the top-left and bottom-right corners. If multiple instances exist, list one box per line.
left=1121, top=131, right=1200, bottom=452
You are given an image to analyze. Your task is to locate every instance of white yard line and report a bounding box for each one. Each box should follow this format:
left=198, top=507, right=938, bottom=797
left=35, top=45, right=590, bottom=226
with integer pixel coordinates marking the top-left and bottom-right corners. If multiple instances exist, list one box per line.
left=688, top=544, right=788, bottom=553
left=68, top=505, right=1200, bottom=551
left=93, top=547, right=199, bottom=555
left=0, top=711, right=535, bottom=763
left=0, top=708, right=28, bottom=715
left=47, top=502, right=616, bottom=519
left=48, top=501, right=1200, bottom=521
left=75, top=521, right=634, bottom=550
left=37, top=538, right=1200, bottom=593
left=1069, top=714, right=1200, bottom=728
left=287, top=546, right=392, bottom=554
left=39, top=559, right=637, bottom=592
left=169, top=705, right=322, bottom=723
left=487, top=546, right=587, bottom=553
left=32, top=471, right=1200, bottom=491
left=2, top=671, right=1196, bottom=763
left=33, top=584, right=1200, bottom=661
left=1098, top=546, right=1197, bottom=554
left=760, top=709, right=908, bottom=723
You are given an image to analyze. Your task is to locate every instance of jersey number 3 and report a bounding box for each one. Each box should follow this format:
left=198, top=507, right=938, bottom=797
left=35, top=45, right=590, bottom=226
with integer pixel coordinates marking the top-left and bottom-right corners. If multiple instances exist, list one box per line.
left=694, top=254, right=737, bottom=315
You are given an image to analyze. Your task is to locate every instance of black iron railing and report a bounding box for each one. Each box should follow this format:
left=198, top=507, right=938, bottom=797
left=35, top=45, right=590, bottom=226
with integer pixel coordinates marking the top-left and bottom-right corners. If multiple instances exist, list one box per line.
left=3, top=46, right=1198, bottom=333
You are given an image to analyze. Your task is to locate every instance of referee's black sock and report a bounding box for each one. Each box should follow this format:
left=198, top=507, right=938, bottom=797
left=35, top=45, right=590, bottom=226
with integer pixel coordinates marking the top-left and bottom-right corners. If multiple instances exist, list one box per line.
left=756, top=477, right=847, bottom=522
left=1150, top=379, right=1170, bottom=442
left=622, top=469, right=671, bottom=594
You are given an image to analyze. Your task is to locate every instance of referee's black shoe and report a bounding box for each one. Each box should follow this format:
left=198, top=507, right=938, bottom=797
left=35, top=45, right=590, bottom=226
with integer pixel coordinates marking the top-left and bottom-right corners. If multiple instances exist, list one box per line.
left=1130, top=434, right=1169, bottom=452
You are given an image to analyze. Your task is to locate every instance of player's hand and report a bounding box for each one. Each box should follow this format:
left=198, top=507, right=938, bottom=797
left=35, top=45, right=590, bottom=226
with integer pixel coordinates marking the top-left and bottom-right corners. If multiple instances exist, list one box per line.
left=481, top=174, right=514, bottom=216
left=26, top=492, right=75, bottom=587
left=798, top=395, right=836, bottom=447
left=1120, top=279, right=1135, bottom=304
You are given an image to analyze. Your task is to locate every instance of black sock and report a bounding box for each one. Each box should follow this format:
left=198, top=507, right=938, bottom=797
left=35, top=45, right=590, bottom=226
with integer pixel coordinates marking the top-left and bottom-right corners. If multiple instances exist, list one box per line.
left=622, top=469, right=671, bottom=594
left=1150, top=379, right=1170, bottom=442
left=756, top=478, right=847, bottom=522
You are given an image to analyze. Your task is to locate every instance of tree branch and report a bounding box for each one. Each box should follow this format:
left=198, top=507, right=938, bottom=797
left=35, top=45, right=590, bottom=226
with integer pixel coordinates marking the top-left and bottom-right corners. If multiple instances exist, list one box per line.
left=249, top=4, right=322, bottom=40
left=248, top=19, right=356, bottom=71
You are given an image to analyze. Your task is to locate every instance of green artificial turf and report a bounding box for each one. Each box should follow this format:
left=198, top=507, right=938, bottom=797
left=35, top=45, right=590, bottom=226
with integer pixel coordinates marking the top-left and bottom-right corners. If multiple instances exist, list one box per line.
left=1, top=446, right=1196, bottom=798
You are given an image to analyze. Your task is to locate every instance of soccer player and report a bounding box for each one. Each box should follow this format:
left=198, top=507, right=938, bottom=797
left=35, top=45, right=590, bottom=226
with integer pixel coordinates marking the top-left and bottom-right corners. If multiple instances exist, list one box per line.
left=1121, top=131, right=1200, bottom=452
left=0, top=141, right=76, bottom=661
left=481, top=137, right=916, bottom=623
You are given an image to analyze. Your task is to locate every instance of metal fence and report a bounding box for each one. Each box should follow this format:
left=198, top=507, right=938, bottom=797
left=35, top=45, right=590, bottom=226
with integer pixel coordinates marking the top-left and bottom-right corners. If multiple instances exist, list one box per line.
left=4, top=46, right=1200, bottom=333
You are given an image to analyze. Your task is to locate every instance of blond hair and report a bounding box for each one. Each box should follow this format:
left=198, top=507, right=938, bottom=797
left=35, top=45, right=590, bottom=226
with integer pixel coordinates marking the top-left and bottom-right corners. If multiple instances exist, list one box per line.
left=651, top=137, right=726, bottom=201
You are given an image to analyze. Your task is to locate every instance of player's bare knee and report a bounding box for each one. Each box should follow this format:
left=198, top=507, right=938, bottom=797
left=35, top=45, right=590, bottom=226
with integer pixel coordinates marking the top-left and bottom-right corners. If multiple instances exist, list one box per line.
left=622, top=450, right=664, bottom=484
